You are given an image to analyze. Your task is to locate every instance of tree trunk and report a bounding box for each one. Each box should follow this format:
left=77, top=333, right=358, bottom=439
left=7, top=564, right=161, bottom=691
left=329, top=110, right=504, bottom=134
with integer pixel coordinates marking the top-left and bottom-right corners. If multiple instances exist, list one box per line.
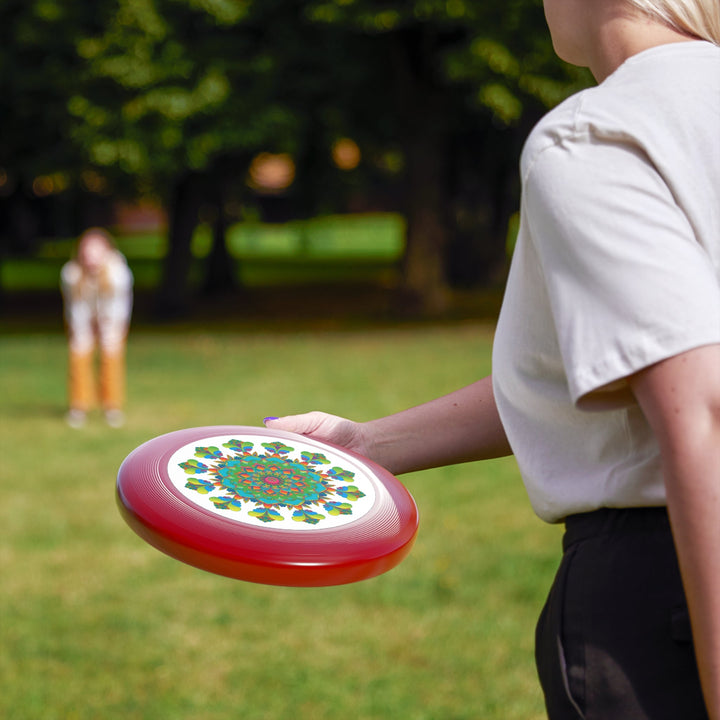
left=156, top=172, right=202, bottom=319
left=392, top=28, right=451, bottom=316
left=401, top=129, right=450, bottom=314
left=202, top=182, right=237, bottom=297
left=445, top=123, right=521, bottom=288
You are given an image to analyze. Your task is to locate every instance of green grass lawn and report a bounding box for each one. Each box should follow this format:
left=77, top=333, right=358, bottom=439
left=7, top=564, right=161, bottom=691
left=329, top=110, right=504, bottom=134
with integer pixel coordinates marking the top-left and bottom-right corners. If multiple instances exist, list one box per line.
left=0, top=323, right=561, bottom=720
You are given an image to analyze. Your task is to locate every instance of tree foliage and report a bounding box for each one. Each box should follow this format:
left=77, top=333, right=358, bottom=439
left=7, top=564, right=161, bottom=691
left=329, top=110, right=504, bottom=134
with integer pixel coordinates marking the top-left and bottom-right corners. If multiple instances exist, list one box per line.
left=0, top=0, right=593, bottom=314
left=0, top=0, right=99, bottom=251
left=298, top=0, right=591, bottom=310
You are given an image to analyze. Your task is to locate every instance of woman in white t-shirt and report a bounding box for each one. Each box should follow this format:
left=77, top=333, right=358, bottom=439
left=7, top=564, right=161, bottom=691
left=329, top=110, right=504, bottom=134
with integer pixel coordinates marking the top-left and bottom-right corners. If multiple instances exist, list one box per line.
left=264, top=1, right=720, bottom=717
left=61, top=228, right=133, bottom=428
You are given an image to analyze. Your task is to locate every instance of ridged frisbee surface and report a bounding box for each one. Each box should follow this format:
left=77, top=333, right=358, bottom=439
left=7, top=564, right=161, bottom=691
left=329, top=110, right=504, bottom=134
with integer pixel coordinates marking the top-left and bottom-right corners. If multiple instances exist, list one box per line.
left=116, top=426, right=419, bottom=586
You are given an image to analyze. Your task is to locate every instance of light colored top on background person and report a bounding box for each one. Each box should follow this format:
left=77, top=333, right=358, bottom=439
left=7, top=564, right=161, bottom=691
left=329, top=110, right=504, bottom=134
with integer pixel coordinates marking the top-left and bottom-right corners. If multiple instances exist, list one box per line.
left=61, top=235, right=133, bottom=354
left=492, top=41, right=720, bottom=522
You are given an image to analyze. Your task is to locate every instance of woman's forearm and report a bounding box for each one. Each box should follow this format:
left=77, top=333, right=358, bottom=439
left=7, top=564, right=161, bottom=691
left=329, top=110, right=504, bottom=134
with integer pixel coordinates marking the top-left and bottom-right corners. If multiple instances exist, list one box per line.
left=631, top=344, right=720, bottom=719
left=360, top=375, right=512, bottom=475
left=664, top=454, right=720, bottom=720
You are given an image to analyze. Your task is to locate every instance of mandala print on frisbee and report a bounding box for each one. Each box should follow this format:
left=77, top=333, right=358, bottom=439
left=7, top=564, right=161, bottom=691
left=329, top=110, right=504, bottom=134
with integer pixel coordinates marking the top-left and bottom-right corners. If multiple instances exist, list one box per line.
left=167, top=435, right=376, bottom=530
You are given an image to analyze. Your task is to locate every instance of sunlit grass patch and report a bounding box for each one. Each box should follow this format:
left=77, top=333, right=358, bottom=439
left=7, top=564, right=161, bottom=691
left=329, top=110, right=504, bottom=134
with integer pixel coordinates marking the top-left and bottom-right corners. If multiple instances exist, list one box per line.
left=0, top=325, right=559, bottom=720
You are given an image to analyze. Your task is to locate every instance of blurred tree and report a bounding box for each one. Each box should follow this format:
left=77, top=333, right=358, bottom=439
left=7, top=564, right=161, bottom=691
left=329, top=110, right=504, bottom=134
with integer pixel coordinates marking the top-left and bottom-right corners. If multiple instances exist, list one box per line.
left=0, top=0, right=92, bottom=257
left=70, top=0, right=375, bottom=316
left=66, top=0, right=593, bottom=316
left=303, top=0, right=592, bottom=313
left=0, top=0, right=592, bottom=315
left=68, top=0, right=286, bottom=314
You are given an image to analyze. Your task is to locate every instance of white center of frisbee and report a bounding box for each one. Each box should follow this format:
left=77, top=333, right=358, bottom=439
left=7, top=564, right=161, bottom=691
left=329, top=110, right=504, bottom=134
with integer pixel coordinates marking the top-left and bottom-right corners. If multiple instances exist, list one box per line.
left=166, top=434, right=377, bottom=530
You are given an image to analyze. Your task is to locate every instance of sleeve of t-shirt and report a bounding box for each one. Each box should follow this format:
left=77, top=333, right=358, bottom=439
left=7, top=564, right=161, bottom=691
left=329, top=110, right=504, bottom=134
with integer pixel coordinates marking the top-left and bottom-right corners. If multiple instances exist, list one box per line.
left=524, top=135, right=720, bottom=408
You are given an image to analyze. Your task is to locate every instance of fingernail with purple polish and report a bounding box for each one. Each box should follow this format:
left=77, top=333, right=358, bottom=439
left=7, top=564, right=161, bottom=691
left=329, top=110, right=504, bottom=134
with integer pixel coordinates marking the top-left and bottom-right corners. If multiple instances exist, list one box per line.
left=263, top=416, right=278, bottom=424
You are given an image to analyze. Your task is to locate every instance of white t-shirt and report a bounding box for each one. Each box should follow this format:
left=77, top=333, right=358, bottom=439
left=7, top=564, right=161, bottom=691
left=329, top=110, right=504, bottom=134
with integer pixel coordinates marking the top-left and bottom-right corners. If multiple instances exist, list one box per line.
left=492, top=41, right=720, bottom=523
left=61, top=250, right=134, bottom=353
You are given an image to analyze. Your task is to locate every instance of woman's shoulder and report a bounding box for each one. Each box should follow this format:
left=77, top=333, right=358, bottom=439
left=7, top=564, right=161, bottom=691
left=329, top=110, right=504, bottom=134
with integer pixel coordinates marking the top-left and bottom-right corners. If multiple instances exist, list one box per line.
left=522, top=42, right=720, bottom=182
left=520, top=76, right=644, bottom=179
left=520, top=90, right=592, bottom=180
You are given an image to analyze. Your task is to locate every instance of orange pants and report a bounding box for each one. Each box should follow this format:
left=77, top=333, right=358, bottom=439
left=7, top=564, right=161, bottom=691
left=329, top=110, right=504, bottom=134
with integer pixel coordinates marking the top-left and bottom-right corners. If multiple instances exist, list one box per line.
left=68, top=345, right=126, bottom=412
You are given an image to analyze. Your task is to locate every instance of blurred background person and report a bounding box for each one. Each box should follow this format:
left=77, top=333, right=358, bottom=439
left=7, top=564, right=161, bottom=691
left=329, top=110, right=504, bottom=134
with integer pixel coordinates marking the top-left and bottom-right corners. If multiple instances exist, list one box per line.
left=60, top=228, right=133, bottom=428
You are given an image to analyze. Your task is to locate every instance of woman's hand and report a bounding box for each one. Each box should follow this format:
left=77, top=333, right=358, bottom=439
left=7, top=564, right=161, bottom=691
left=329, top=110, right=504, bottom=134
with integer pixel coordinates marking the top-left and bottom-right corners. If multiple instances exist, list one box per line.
left=264, top=412, right=371, bottom=457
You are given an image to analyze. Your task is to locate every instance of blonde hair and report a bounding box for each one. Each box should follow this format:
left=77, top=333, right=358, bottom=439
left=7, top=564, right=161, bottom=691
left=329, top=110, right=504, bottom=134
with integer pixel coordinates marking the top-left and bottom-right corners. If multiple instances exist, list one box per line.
left=627, top=0, right=720, bottom=44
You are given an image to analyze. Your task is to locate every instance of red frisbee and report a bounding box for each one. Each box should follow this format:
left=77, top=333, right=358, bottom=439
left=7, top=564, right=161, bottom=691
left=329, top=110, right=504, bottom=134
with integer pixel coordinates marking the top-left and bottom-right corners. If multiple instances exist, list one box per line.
left=116, top=426, right=419, bottom=587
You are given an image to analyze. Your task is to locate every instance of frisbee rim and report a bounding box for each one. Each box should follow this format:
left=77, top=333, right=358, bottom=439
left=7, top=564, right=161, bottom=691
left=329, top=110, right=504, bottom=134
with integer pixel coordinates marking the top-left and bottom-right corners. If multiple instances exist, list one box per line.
left=116, top=425, right=419, bottom=586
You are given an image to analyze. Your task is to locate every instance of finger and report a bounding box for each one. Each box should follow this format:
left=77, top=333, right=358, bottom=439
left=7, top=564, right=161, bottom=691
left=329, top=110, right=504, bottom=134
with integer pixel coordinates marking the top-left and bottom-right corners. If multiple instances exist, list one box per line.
left=263, top=412, right=327, bottom=436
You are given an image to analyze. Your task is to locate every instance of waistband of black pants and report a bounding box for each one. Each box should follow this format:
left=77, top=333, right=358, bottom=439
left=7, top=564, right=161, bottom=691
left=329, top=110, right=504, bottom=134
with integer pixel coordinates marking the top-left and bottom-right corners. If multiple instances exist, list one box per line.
left=563, top=506, right=670, bottom=552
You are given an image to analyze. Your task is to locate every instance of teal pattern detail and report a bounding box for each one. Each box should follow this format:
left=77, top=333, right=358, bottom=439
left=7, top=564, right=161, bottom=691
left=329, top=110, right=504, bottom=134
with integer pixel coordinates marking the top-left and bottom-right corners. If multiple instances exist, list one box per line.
left=177, top=439, right=367, bottom=525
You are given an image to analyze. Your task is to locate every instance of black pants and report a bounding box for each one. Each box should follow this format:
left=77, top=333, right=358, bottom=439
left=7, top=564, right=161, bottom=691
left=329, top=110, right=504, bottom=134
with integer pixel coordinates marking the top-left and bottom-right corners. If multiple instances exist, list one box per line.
left=535, top=507, right=708, bottom=719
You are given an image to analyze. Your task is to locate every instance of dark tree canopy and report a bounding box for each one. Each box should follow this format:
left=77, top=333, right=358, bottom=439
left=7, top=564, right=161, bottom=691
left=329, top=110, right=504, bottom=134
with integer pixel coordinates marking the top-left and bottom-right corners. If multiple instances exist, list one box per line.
left=0, top=0, right=593, bottom=315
